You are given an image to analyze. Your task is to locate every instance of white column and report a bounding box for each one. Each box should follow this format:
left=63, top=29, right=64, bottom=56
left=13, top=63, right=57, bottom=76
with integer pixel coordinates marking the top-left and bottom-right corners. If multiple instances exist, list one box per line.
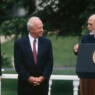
left=48, top=79, right=52, bottom=95
left=73, top=80, right=79, bottom=95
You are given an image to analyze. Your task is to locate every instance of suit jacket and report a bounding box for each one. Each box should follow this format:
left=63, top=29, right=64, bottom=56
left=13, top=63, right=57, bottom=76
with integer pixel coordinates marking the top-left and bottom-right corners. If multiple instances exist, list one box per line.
left=74, top=33, right=95, bottom=55
left=14, top=35, right=53, bottom=95
left=81, top=33, right=95, bottom=43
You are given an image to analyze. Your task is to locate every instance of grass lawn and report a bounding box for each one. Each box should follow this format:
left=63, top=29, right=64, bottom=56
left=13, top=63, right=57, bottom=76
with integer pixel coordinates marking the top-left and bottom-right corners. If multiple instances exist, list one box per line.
left=2, top=79, right=74, bottom=95
left=1, top=35, right=80, bottom=95
left=2, top=79, right=17, bottom=95
left=1, top=35, right=80, bottom=68
left=48, top=35, right=79, bottom=67
left=51, top=80, right=73, bottom=95
left=1, top=38, right=15, bottom=67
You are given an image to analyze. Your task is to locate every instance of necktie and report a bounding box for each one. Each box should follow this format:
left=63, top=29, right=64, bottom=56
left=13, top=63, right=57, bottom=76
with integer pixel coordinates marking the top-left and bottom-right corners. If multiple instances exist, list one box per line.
left=33, top=39, right=37, bottom=64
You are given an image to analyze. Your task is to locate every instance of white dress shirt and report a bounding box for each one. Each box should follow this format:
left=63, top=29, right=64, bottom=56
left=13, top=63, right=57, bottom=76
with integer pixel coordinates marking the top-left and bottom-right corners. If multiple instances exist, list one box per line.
left=28, top=34, right=38, bottom=54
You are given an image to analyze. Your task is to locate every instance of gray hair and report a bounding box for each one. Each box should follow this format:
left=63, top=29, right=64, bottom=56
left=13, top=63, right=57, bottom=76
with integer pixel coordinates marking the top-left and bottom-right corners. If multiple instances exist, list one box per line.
left=27, top=18, right=34, bottom=31
left=88, top=14, right=95, bottom=21
left=27, top=16, right=41, bottom=31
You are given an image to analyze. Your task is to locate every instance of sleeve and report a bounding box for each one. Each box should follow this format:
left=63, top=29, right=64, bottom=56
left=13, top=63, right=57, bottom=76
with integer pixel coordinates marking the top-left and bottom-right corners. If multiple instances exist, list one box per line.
left=42, top=40, right=53, bottom=80
left=81, top=34, right=88, bottom=43
left=14, top=40, right=30, bottom=81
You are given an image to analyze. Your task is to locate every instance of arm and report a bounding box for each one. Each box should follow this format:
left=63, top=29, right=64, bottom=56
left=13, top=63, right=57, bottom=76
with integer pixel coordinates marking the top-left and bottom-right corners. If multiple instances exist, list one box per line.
left=42, top=40, right=53, bottom=80
left=14, top=40, right=30, bottom=81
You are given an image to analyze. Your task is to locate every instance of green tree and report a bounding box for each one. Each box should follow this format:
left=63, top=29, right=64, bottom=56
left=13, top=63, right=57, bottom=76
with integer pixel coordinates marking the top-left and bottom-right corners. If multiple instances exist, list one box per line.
left=1, top=0, right=95, bottom=37
left=0, top=0, right=36, bottom=37
left=34, top=0, right=95, bottom=36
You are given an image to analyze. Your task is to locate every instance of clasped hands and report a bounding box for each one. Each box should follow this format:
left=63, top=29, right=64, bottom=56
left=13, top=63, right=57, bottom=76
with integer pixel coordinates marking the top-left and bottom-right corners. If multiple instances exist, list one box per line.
left=28, top=76, right=45, bottom=86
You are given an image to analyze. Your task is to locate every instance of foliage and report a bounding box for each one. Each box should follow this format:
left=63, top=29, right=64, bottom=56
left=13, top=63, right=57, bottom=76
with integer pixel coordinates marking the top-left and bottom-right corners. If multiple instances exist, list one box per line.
left=34, top=0, right=95, bottom=35
left=0, top=0, right=35, bottom=17
left=0, top=0, right=95, bottom=37
left=1, top=52, right=11, bottom=67
left=1, top=38, right=14, bottom=68
left=0, top=0, right=36, bottom=37
left=0, top=0, right=15, bottom=23
left=0, top=17, right=28, bottom=37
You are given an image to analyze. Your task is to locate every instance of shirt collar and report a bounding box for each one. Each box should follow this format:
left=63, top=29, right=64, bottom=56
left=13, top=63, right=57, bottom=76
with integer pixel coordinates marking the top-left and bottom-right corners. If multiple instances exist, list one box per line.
left=89, top=30, right=95, bottom=35
left=28, top=33, right=38, bottom=42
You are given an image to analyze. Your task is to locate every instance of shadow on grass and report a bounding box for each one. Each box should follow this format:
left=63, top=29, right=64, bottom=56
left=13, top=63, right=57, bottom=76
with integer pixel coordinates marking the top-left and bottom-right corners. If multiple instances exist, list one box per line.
left=51, top=80, right=73, bottom=95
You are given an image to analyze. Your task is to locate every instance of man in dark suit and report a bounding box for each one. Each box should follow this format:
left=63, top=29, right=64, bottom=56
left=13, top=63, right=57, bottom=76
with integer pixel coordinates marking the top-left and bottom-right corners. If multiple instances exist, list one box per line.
left=74, top=14, right=95, bottom=95
left=14, top=17, right=53, bottom=95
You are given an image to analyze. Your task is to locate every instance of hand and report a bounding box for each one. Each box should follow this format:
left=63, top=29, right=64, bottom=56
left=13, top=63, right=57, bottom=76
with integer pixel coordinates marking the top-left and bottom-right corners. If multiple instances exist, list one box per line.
left=37, top=76, right=45, bottom=84
left=28, top=76, right=36, bottom=84
left=28, top=76, right=45, bottom=86
left=33, top=76, right=45, bottom=86
left=73, top=43, right=79, bottom=53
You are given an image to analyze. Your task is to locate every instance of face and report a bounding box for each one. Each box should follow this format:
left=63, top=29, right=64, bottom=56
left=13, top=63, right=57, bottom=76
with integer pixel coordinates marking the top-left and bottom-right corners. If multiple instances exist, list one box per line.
left=87, top=17, right=95, bottom=32
left=29, top=20, right=44, bottom=38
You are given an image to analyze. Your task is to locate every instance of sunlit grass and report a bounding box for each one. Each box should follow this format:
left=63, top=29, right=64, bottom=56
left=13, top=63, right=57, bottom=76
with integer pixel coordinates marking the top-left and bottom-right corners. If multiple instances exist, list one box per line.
left=48, top=35, right=79, bottom=67
left=1, top=35, right=80, bottom=71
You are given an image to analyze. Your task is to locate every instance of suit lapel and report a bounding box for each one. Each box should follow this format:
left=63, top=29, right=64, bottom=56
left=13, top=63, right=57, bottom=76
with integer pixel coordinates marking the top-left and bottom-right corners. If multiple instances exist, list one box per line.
left=24, top=36, right=34, bottom=60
